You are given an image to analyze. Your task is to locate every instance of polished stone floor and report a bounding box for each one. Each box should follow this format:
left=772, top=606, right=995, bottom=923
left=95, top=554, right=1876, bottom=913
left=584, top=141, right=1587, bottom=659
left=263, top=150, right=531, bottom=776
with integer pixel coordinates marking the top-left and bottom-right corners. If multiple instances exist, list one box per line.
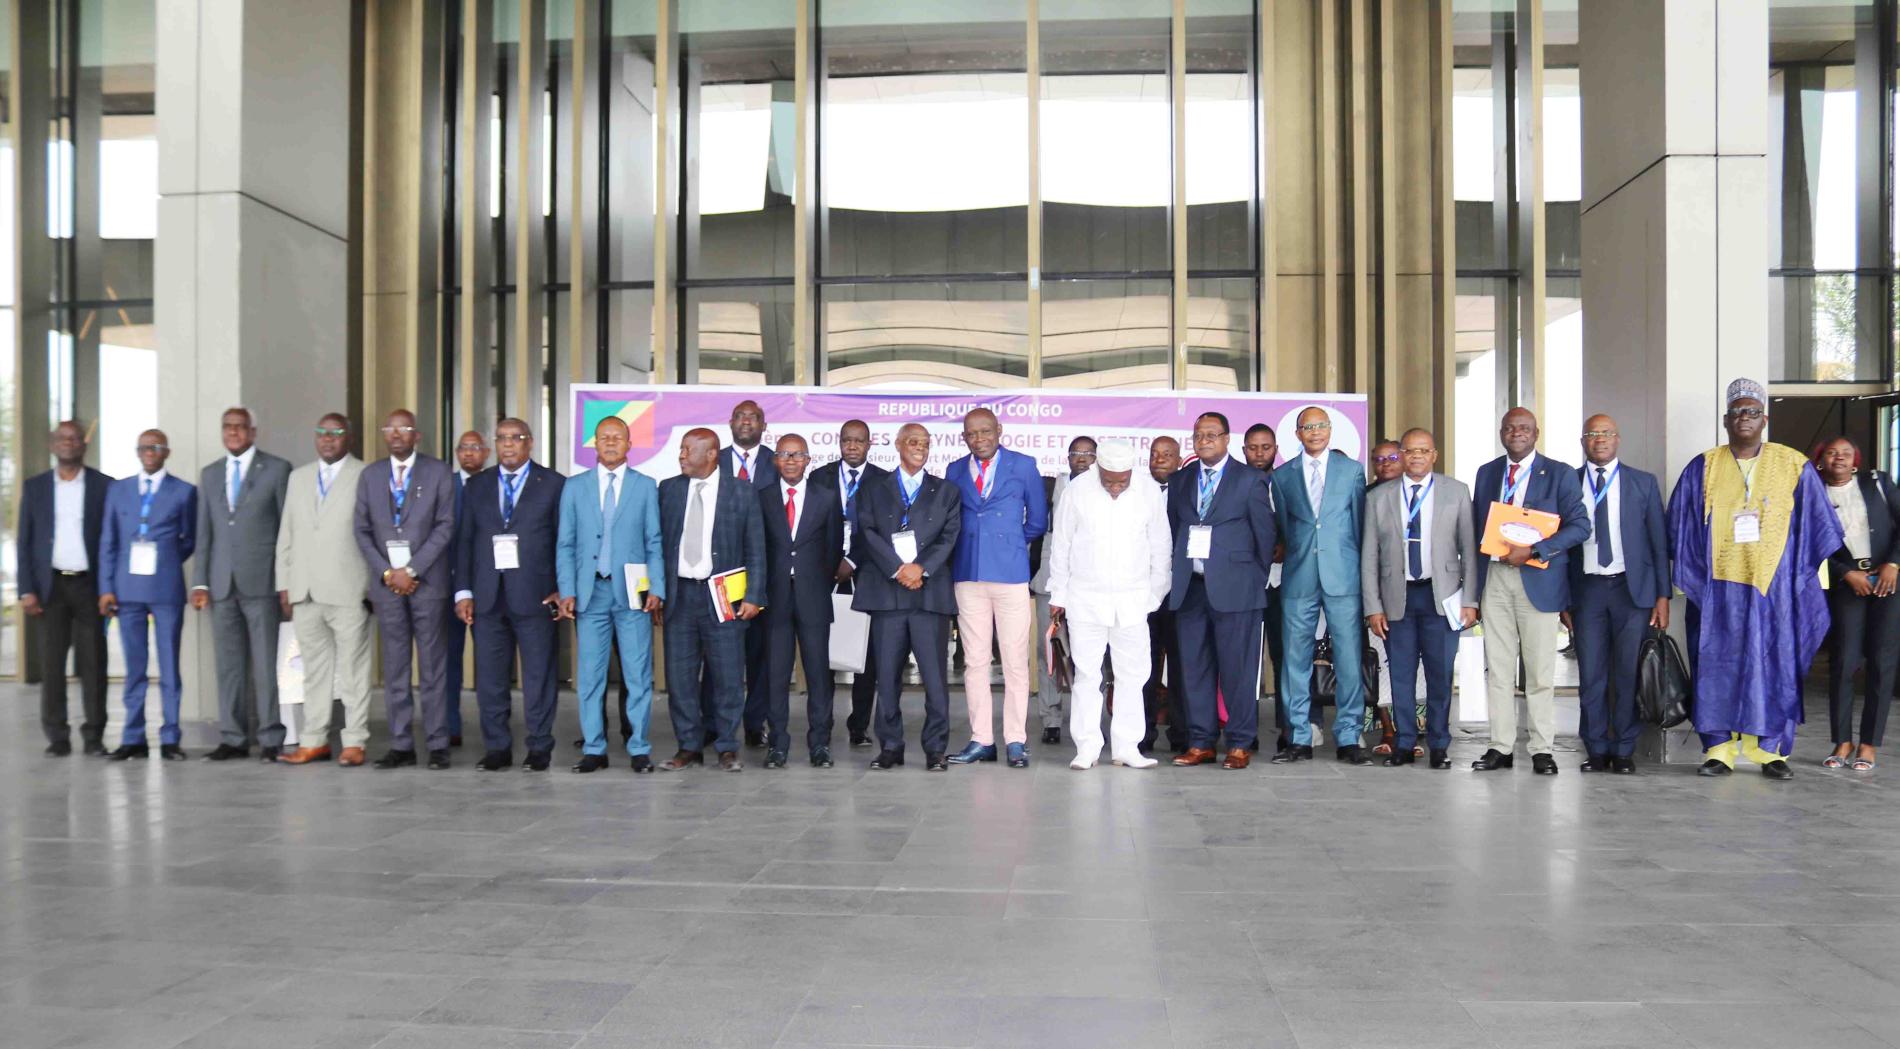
left=3, top=681, right=1899, bottom=1049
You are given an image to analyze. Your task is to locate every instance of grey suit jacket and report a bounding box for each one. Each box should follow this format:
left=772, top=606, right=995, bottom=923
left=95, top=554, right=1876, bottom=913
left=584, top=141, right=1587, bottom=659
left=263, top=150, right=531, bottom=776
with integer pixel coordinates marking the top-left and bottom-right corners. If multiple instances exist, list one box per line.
left=1361, top=472, right=1479, bottom=620
left=275, top=456, right=369, bottom=606
left=193, top=449, right=292, bottom=599
left=353, top=454, right=458, bottom=602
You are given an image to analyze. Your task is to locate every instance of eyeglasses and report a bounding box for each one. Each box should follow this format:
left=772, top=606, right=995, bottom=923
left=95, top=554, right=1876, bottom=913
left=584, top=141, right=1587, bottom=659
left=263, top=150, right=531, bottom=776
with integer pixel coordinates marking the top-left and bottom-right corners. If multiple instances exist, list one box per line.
left=455, top=442, right=486, bottom=452
left=1372, top=454, right=1400, bottom=464
left=1191, top=431, right=1227, bottom=443
left=1297, top=421, right=1331, bottom=433
left=1581, top=430, right=1617, bottom=439
left=1727, top=407, right=1766, bottom=420
left=494, top=434, right=531, bottom=444
left=778, top=452, right=811, bottom=461
left=135, top=444, right=168, bottom=453
left=1069, top=451, right=1097, bottom=461
left=314, top=427, right=348, bottom=437
left=381, top=425, right=417, bottom=435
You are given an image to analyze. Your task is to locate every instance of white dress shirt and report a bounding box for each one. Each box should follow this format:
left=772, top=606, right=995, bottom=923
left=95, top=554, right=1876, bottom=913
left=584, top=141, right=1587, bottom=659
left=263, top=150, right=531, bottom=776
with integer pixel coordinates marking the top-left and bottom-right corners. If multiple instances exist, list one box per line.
left=495, top=463, right=530, bottom=519
left=730, top=445, right=761, bottom=482
left=678, top=467, right=721, bottom=579
left=224, top=444, right=257, bottom=510
left=51, top=469, right=88, bottom=571
left=1047, top=471, right=1172, bottom=628
left=316, top=458, right=343, bottom=510
left=1399, top=474, right=1435, bottom=582
left=1581, top=458, right=1627, bottom=575
left=1498, top=451, right=1536, bottom=507
left=389, top=452, right=417, bottom=486
left=1827, top=481, right=1873, bottom=562
left=598, top=462, right=628, bottom=513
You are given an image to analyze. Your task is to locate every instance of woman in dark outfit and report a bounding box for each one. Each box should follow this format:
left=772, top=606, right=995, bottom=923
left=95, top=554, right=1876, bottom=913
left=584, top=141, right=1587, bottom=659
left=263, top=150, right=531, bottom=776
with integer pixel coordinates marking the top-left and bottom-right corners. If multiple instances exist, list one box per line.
left=1814, top=437, right=1900, bottom=772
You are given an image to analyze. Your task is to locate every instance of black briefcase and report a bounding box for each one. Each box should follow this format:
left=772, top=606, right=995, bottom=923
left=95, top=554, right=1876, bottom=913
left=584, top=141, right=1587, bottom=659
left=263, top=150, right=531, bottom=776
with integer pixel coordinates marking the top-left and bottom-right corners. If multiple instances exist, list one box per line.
left=1636, top=626, right=1692, bottom=728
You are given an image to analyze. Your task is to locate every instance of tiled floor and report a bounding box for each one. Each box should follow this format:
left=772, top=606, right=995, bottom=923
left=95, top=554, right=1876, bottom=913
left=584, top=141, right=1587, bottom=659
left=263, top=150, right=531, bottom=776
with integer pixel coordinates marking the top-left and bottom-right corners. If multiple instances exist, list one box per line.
left=3, top=681, right=1897, bottom=1049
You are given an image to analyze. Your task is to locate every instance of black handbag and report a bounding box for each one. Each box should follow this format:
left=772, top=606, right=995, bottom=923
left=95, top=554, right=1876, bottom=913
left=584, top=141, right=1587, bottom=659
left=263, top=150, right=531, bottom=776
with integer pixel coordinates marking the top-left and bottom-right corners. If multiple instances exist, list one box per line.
left=1636, top=626, right=1692, bottom=728
left=1311, top=635, right=1338, bottom=707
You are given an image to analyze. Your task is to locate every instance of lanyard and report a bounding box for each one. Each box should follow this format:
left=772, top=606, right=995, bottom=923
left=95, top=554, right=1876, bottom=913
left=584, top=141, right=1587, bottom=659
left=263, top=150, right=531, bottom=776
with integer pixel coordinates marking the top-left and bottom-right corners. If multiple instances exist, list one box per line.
left=316, top=465, right=332, bottom=504
left=1404, top=477, right=1433, bottom=529
left=1500, top=460, right=1531, bottom=505
left=389, top=466, right=407, bottom=528
left=1585, top=464, right=1618, bottom=514
left=1734, top=455, right=1762, bottom=509
left=899, top=474, right=919, bottom=529
left=842, top=467, right=861, bottom=510
left=137, top=478, right=157, bottom=538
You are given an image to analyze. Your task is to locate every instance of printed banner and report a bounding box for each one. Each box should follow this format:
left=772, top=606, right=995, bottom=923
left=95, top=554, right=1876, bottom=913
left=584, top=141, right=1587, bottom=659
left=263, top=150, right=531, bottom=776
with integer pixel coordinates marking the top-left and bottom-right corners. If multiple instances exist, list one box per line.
left=570, top=384, right=1371, bottom=479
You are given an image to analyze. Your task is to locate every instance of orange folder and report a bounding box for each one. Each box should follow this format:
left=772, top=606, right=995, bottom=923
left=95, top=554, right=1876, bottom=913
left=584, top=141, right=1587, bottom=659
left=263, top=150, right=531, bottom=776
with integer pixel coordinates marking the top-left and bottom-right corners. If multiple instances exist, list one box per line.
left=1479, top=502, right=1560, bottom=569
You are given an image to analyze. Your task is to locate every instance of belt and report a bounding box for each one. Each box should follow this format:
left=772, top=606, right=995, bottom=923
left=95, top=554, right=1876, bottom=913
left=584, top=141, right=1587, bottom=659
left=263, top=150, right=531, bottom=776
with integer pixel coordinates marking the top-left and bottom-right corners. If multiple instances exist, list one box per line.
left=1855, top=558, right=1875, bottom=572
left=1406, top=578, right=1434, bottom=587
left=55, top=569, right=89, bottom=577
left=1584, top=571, right=1625, bottom=581
left=680, top=575, right=708, bottom=583
left=596, top=573, right=613, bottom=580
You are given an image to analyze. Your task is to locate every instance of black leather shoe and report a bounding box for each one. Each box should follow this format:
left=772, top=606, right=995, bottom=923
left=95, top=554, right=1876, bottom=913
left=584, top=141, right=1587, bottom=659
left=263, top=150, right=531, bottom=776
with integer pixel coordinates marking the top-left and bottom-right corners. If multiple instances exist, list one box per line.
left=629, top=754, right=654, bottom=774
left=849, top=734, right=872, bottom=749
left=1270, top=744, right=1313, bottom=764
left=1611, top=757, right=1635, bottom=774
left=82, top=740, right=108, bottom=757
left=1761, top=759, right=1793, bottom=780
left=523, top=751, right=551, bottom=772
left=427, top=749, right=451, bottom=770
left=1041, top=727, right=1061, bottom=746
left=1471, top=748, right=1514, bottom=771
left=925, top=752, right=949, bottom=771
left=810, top=748, right=833, bottom=768
left=1336, top=745, right=1374, bottom=766
left=203, top=743, right=249, bottom=762
left=45, top=740, right=72, bottom=757
left=476, top=751, right=512, bottom=771
left=744, top=729, right=766, bottom=749
left=1580, top=753, right=1610, bottom=772
left=258, top=746, right=281, bottom=763
left=763, top=751, right=787, bottom=769
left=1697, top=759, right=1731, bottom=777
left=1532, top=753, right=1558, bottom=775
left=870, top=749, right=904, bottom=770
left=107, top=743, right=149, bottom=761
left=572, top=754, right=609, bottom=773
left=372, top=749, right=418, bottom=769
left=1429, top=748, right=1451, bottom=769
left=1383, top=749, right=1416, bottom=767
left=160, top=743, right=187, bottom=761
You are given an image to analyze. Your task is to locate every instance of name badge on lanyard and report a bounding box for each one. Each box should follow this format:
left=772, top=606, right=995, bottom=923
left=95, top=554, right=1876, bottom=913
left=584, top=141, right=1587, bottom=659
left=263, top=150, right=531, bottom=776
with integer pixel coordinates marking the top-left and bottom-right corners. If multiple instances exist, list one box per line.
left=493, top=533, right=520, bottom=570
left=1733, top=511, right=1761, bottom=544
left=1187, top=525, right=1213, bottom=560
left=386, top=540, right=412, bottom=569
left=892, top=530, right=919, bottom=565
left=129, top=541, right=158, bottom=576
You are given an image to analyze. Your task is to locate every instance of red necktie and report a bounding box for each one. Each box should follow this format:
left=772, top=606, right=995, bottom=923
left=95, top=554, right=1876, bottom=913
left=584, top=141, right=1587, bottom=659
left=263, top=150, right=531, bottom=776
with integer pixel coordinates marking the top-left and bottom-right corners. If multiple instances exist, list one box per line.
left=1505, top=462, right=1518, bottom=503
left=977, top=457, right=989, bottom=497
left=738, top=453, right=750, bottom=483
left=785, top=487, right=797, bottom=533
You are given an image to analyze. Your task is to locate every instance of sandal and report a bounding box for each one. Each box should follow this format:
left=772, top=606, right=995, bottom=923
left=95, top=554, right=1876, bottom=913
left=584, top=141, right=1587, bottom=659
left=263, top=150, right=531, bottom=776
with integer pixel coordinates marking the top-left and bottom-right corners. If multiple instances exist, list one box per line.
left=1823, top=754, right=1848, bottom=769
left=1853, top=758, right=1876, bottom=772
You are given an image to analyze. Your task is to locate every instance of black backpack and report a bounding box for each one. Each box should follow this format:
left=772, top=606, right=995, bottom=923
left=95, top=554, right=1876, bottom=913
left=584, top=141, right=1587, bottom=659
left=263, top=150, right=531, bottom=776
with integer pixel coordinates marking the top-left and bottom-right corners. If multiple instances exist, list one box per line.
left=1636, top=627, right=1692, bottom=728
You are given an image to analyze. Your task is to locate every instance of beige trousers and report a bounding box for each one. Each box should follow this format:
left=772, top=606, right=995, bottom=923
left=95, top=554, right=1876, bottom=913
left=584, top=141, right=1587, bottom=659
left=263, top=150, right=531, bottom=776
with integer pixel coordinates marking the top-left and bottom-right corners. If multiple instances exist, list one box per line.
left=1481, top=564, right=1559, bottom=756
left=956, top=581, right=1034, bottom=746
left=294, top=599, right=374, bottom=749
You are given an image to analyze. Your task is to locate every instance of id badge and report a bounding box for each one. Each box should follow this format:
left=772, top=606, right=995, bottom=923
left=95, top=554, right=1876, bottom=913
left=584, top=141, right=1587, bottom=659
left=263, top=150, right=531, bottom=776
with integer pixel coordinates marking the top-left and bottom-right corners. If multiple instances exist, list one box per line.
left=1187, top=525, right=1214, bottom=561
left=386, top=540, right=412, bottom=569
left=129, top=541, right=159, bottom=577
left=892, top=530, right=919, bottom=565
left=1733, top=511, right=1761, bottom=545
left=492, top=533, right=520, bottom=570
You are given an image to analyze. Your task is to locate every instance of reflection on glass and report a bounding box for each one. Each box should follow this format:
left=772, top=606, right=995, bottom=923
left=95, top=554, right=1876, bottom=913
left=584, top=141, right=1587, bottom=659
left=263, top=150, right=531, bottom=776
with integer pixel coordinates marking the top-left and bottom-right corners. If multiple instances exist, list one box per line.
left=1185, top=277, right=1253, bottom=390
left=684, top=0, right=794, bottom=281
left=607, top=288, right=655, bottom=383
left=607, top=0, right=658, bottom=281
left=1544, top=284, right=1582, bottom=449
left=1768, top=0, right=1873, bottom=271
left=1042, top=279, right=1170, bottom=389
left=65, top=0, right=158, bottom=302
left=1771, top=273, right=1884, bottom=382
left=1187, top=0, right=1254, bottom=271
left=688, top=284, right=795, bottom=384
left=1453, top=278, right=1506, bottom=488
left=824, top=282, right=1028, bottom=388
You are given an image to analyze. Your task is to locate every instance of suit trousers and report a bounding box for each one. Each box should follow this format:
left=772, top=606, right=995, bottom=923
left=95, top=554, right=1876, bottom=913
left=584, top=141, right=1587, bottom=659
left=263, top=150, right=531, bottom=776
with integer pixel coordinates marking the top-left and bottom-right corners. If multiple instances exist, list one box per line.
left=846, top=648, right=883, bottom=739
left=954, top=581, right=1034, bottom=747
left=871, top=610, right=950, bottom=755
left=39, top=572, right=108, bottom=745
left=1383, top=582, right=1457, bottom=752
left=1142, top=609, right=1186, bottom=752
left=444, top=610, right=468, bottom=737
left=1033, top=591, right=1065, bottom=729
left=1481, top=563, right=1559, bottom=755
left=117, top=601, right=185, bottom=745
left=1281, top=588, right=1367, bottom=747
left=764, top=595, right=837, bottom=754
left=1826, top=585, right=1900, bottom=747
left=1175, top=576, right=1263, bottom=751
left=474, top=603, right=560, bottom=756
left=664, top=582, right=749, bottom=754
left=1264, top=586, right=1287, bottom=738
left=293, top=599, right=373, bottom=750
left=211, top=593, right=285, bottom=748
left=1572, top=574, right=1648, bottom=758
left=372, top=593, right=451, bottom=753
left=742, top=596, right=771, bottom=736
left=1068, top=618, right=1150, bottom=763
left=577, top=577, right=655, bottom=757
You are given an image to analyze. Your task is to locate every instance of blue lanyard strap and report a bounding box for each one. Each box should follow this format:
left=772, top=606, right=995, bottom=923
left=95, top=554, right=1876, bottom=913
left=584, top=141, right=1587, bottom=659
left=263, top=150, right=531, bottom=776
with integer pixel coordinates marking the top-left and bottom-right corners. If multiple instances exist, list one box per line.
left=316, top=466, right=331, bottom=502
left=1404, top=477, right=1433, bottom=528
left=1500, top=461, right=1530, bottom=504
left=501, top=470, right=522, bottom=525
left=1586, top=465, right=1618, bottom=512
left=898, top=475, right=919, bottom=528
left=389, top=468, right=406, bottom=527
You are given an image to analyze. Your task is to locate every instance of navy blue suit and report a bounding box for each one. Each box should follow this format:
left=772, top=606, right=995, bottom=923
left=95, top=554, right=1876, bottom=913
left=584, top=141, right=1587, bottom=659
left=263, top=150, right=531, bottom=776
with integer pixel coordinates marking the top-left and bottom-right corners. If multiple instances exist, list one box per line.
left=98, top=471, right=197, bottom=746
left=1566, top=462, right=1669, bottom=759
left=19, top=466, right=112, bottom=745
left=1166, top=456, right=1277, bottom=751
left=445, top=471, right=470, bottom=739
left=811, top=458, right=893, bottom=740
left=724, top=443, right=778, bottom=738
left=1471, top=454, right=1591, bottom=613
left=659, top=470, right=768, bottom=755
left=759, top=479, right=846, bottom=754
left=852, top=469, right=962, bottom=755
left=455, top=462, right=566, bottom=756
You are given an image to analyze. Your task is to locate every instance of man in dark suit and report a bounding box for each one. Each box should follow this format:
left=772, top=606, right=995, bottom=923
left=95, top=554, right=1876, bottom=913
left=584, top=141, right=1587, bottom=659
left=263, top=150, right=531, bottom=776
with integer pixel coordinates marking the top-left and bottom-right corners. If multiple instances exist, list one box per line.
left=1562, top=414, right=1670, bottom=774
left=658, top=428, right=767, bottom=772
left=98, top=430, right=196, bottom=760
left=455, top=418, right=567, bottom=772
left=1471, top=407, right=1591, bottom=774
left=447, top=429, right=490, bottom=746
left=720, top=399, right=778, bottom=748
left=1142, top=435, right=1187, bottom=753
left=191, top=406, right=293, bottom=762
left=354, top=408, right=459, bottom=770
left=1243, top=423, right=1286, bottom=751
left=758, top=433, right=846, bottom=768
left=19, top=420, right=112, bottom=755
left=1167, top=412, right=1277, bottom=770
left=852, top=422, right=962, bottom=771
left=809, top=418, right=891, bottom=748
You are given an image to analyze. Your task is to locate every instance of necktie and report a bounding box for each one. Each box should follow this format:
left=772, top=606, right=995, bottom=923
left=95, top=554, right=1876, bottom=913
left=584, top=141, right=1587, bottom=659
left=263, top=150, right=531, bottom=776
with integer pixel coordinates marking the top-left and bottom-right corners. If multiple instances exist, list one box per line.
left=229, top=458, right=243, bottom=510
left=139, top=477, right=154, bottom=538
left=845, top=467, right=860, bottom=517
left=1307, top=457, right=1324, bottom=512
left=597, top=472, right=619, bottom=576
left=1407, top=483, right=1425, bottom=580
left=1594, top=467, right=1614, bottom=568
left=976, top=457, right=989, bottom=498
left=786, top=487, right=798, bottom=533
left=738, top=452, right=750, bottom=483
left=684, top=480, right=708, bottom=569
left=1505, top=462, right=1519, bottom=504
left=1197, top=467, right=1218, bottom=518
left=392, top=465, right=407, bottom=526
left=502, top=470, right=521, bottom=524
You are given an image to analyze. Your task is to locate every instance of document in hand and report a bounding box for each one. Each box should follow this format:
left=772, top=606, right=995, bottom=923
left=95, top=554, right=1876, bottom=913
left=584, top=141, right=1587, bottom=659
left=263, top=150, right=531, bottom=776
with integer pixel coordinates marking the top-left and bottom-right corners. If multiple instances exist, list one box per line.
left=707, top=568, right=748, bottom=622
left=1479, top=502, right=1559, bottom=569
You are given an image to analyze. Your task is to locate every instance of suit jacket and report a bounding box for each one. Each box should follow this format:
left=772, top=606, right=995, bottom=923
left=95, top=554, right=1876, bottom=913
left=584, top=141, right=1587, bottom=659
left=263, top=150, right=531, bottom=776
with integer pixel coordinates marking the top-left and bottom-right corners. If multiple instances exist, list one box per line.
left=275, top=457, right=370, bottom=606
left=1821, top=470, right=1900, bottom=585
left=658, top=470, right=768, bottom=610
left=557, top=465, right=666, bottom=614
left=809, top=458, right=889, bottom=564
left=1271, top=449, right=1367, bottom=599
left=17, top=466, right=111, bottom=602
left=1165, top=456, right=1277, bottom=613
left=850, top=469, right=962, bottom=616
left=99, top=472, right=197, bottom=605
left=456, top=462, right=565, bottom=617
left=719, top=444, right=778, bottom=490
left=353, top=454, right=459, bottom=602
left=759, top=478, right=845, bottom=623
left=1567, top=462, right=1672, bottom=608
left=193, top=449, right=292, bottom=599
left=1470, top=452, right=1591, bottom=613
left=1029, top=473, right=1069, bottom=594
left=946, top=447, right=1048, bottom=585
left=1361, top=472, right=1478, bottom=619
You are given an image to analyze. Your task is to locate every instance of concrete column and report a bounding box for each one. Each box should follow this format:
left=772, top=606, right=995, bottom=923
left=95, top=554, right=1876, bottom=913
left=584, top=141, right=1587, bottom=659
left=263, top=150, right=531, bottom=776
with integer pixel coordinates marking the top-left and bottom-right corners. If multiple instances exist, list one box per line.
left=156, top=0, right=352, bottom=721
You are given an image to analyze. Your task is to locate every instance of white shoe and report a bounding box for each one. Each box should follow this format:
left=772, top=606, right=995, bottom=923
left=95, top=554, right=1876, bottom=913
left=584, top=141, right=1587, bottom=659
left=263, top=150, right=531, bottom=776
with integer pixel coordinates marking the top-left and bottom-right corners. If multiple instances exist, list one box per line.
left=1070, top=755, right=1097, bottom=770
left=1111, top=752, right=1158, bottom=769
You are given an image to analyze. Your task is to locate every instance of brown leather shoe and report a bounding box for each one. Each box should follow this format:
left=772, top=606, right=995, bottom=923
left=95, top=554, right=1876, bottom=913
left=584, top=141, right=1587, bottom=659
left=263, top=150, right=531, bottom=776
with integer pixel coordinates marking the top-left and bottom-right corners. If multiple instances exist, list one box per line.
left=337, top=747, right=366, bottom=766
left=281, top=746, right=332, bottom=765
left=1221, top=748, right=1252, bottom=770
left=659, top=749, right=704, bottom=771
left=1172, top=747, right=1217, bottom=767
left=718, top=751, right=743, bottom=772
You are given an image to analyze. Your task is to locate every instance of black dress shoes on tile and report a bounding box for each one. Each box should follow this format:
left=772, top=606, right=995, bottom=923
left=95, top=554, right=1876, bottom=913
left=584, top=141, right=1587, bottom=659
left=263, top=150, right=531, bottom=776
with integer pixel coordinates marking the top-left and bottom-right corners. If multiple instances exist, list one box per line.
left=1337, top=745, right=1374, bottom=766
left=1532, top=753, right=1558, bottom=775
left=1270, top=744, right=1314, bottom=764
left=258, top=746, right=281, bottom=763
left=1611, top=756, right=1635, bottom=774
left=1471, top=748, right=1514, bottom=771
left=1580, top=753, right=1610, bottom=772
left=427, top=749, right=452, bottom=770
left=522, top=751, right=551, bottom=772
left=203, top=743, right=249, bottom=762
left=160, top=743, right=187, bottom=761
left=810, top=749, right=833, bottom=768
left=107, top=743, right=149, bottom=761
left=629, top=754, right=654, bottom=774
left=372, top=749, right=418, bottom=769
left=1698, top=758, right=1732, bottom=776
left=1761, top=759, right=1793, bottom=780
left=1383, top=749, right=1416, bottom=767
left=1429, top=748, right=1451, bottom=769
left=476, top=751, right=512, bottom=772
left=763, top=750, right=787, bottom=769
left=849, top=734, right=872, bottom=749
left=45, top=740, right=72, bottom=757
left=572, top=754, right=609, bottom=773
left=925, top=752, right=949, bottom=772
left=82, top=740, right=108, bottom=757
left=744, top=729, right=766, bottom=749
left=870, top=749, right=904, bottom=770
left=1041, top=727, right=1061, bottom=746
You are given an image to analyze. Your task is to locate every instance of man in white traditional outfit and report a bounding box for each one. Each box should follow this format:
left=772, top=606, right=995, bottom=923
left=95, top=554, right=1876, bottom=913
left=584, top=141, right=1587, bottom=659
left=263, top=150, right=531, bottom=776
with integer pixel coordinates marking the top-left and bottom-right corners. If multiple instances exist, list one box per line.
left=1047, top=441, right=1174, bottom=770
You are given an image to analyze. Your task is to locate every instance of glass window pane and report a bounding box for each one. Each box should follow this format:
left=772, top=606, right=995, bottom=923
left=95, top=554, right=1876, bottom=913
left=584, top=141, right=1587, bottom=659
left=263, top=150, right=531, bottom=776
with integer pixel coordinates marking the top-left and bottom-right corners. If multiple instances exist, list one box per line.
left=1187, top=0, right=1255, bottom=273
left=823, top=281, right=1028, bottom=387
left=1769, top=0, right=1874, bottom=271
left=1771, top=273, right=1886, bottom=382
left=1041, top=278, right=1170, bottom=388
left=1543, top=67, right=1580, bottom=271
left=684, top=1, right=795, bottom=281
left=607, top=0, right=658, bottom=282
left=687, top=284, right=795, bottom=384
left=1544, top=278, right=1582, bottom=452
left=1454, top=277, right=1507, bottom=487
left=1186, top=276, right=1254, bottom=390
left=607, top=288, right=654, bottom=382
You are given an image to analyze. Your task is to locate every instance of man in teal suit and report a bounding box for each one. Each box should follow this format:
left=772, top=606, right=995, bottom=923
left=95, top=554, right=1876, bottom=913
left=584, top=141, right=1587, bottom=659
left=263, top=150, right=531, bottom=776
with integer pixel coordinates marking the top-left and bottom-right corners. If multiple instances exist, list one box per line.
left=558, top=416, right=666, bottom=773
left=1270, top=406, right=1372, bottom=765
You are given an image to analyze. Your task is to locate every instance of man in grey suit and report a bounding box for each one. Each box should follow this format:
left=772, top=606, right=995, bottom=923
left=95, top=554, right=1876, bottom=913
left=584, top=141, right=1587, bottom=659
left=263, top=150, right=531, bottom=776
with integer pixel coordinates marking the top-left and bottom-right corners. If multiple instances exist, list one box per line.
left=191, top=407, right=292, bottom=761
left=1361, top=428, right=1478, bottom=769
left=354, top=408, right=458, bottom=770
left=278, top=413, right=373, bottom=766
